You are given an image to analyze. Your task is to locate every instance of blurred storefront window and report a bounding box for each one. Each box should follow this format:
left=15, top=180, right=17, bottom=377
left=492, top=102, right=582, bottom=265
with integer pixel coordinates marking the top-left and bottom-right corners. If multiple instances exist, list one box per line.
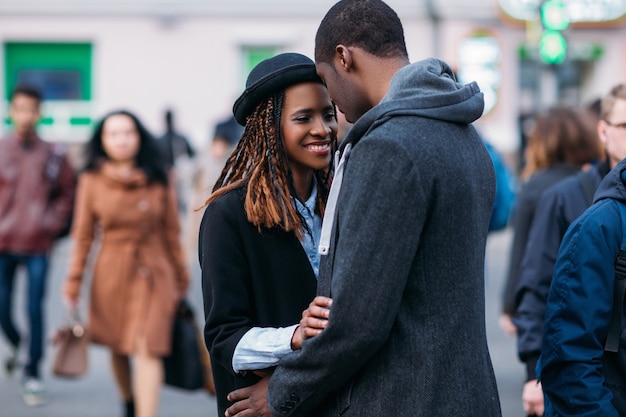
left=3, top=42, right=93, bottom=142
left=241, top=46, right=277, bottom=87
left=457, top=30, right=502, bottom=116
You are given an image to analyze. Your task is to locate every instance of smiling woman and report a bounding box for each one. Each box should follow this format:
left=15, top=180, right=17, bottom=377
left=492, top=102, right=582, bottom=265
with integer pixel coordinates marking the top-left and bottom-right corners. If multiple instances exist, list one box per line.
left=199, top=52, right=337, bottom=417
left=281, top=82, right=335, bottom=200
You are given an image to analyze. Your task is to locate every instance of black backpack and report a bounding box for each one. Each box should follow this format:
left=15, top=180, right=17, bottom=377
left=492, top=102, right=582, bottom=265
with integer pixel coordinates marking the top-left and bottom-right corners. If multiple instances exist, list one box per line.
left=45, top=144, right=73, bottom=240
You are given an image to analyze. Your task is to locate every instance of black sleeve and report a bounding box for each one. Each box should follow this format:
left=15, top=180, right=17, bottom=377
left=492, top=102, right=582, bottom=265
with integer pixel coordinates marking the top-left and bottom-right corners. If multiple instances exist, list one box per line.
left=199, top=193, right=253, bottom=376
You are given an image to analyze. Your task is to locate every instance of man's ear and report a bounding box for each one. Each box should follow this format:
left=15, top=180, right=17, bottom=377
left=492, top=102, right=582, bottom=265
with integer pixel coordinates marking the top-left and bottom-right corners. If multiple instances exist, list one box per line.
left=335, top=45, right=353, bottom=72
left=597, top=120, right=608, bottom=145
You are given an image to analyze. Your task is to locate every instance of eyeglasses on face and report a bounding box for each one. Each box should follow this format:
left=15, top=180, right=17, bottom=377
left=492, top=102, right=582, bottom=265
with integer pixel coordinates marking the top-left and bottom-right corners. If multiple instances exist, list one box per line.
left=604, top=120, right=626, bottom=130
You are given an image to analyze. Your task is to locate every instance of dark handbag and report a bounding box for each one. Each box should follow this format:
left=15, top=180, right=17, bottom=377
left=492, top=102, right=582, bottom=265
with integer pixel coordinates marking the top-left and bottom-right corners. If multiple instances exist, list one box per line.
left=164, top=299, right=213, bottom=392
left=51, top=308, right=89, bottom=378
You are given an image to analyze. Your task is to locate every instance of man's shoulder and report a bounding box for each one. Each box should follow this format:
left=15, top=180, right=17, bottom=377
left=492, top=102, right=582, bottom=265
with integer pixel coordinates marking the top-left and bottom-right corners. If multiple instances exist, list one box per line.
left=568, top=198, right=621, bottom=243
left=357, top=116, right=426, bottom=149
left=40, top=139, right=69, bottom=156
left=0, top=134, right=16, bottom=148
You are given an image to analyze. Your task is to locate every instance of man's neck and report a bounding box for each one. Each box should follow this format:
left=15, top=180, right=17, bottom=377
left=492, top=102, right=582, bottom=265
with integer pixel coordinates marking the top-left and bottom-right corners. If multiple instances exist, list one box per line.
left=15, top=129, right=35, bottom=141
left=14, top=129, right=37, bottom=149
left=363, top=55, right=410, bottom=106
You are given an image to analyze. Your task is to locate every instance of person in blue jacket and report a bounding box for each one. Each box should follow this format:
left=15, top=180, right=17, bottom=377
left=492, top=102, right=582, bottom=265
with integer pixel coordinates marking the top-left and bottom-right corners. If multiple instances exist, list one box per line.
left=513, top=85, right=626, bottom=416
left=483, top=139, right=517, bottom=232
left=539, top=161, right=626, bottom=415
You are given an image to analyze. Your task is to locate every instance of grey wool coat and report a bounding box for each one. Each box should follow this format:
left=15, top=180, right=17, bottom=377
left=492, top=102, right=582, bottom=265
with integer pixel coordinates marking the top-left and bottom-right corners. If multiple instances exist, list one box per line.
left=267, top=58, right=502, bottom=417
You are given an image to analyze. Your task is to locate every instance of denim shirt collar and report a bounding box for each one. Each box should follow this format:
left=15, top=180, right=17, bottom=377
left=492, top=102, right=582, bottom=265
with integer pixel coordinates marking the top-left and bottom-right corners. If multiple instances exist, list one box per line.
left=294, top=184, right=322, bottom=278
left=295, top=184, right=317, bottom=218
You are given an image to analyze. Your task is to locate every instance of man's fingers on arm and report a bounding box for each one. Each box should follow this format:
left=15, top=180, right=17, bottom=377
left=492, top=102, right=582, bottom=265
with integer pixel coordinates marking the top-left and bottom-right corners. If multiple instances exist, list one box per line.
left=227, top=387, right=250, bottom=402
left=225, top=399, right=247, bottom=417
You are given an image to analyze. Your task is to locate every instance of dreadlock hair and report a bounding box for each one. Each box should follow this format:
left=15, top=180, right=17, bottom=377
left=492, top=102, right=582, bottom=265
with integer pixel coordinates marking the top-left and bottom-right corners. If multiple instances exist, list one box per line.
left=205, top=91, right=335, bottom=240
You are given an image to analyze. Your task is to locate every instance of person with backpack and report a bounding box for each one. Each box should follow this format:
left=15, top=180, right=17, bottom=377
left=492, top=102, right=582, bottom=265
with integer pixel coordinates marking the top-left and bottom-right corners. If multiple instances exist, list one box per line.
left=539, top=155, right=626, bottom=416
left=0, top=84, right=75, bottom=406
left=513, top=84, right=626, bottom=416
left=483, top=138, right=517, bottom=233
left=500, top=106, right=603, bottom=336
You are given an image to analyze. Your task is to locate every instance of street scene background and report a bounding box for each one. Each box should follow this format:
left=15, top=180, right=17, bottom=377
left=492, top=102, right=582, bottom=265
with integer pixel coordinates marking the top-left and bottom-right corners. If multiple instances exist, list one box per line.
left=2, top=0, right=625, bottom=415
left=0, top=228, right=523, bottom=417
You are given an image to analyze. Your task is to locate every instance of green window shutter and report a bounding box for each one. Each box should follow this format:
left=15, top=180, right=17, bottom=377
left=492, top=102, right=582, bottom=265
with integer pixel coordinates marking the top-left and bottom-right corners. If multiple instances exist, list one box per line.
left=242, top=46, right=277, bottom=87
left=4, top=42, right=92, bottom=101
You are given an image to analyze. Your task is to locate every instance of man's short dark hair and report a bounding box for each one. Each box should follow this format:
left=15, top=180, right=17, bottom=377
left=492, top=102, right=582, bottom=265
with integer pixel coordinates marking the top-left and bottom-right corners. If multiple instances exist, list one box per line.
left=11, top=84, right=43, bottom=103
left=315, top=0, right=408, bottom=64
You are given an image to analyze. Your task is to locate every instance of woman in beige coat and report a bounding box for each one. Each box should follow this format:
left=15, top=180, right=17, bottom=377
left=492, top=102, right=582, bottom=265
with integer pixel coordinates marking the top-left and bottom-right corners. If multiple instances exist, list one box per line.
left=64, top=110, right=189, bottom=417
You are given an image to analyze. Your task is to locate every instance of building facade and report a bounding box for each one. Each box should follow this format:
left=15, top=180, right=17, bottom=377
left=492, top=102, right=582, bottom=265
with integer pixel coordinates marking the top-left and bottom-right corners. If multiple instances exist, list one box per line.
left=1, top=0, right=624, bottom=159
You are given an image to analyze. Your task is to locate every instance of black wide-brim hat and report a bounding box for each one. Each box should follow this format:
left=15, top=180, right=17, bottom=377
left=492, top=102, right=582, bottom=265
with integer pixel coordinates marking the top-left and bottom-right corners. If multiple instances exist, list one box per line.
left=233, top=52, right=322, bottom=125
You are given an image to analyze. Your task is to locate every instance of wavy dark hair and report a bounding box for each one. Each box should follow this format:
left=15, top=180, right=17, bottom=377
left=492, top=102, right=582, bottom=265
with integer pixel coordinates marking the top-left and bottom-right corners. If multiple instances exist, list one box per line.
left=205, top=91, right=336, bottom=240
left=84, top=110, right=168, bottom=185
left=522, top=106, right=603, bottom=180
left=315, top=0, right=408, bottom=64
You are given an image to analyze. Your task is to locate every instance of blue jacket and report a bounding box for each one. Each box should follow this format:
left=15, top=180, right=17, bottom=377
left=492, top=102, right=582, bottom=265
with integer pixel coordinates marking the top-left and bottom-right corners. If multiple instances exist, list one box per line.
left=513, top=161, right=610, bottom=380
left=483, top=139, right=517, bottom=232
left=539, top=158, right=626, bottom=417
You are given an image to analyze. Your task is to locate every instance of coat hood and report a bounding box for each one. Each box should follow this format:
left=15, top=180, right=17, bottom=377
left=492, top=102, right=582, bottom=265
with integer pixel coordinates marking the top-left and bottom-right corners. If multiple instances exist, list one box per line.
left=341, top=58, right=484, bottom=148
left=593, top=158, right=626, bottom=204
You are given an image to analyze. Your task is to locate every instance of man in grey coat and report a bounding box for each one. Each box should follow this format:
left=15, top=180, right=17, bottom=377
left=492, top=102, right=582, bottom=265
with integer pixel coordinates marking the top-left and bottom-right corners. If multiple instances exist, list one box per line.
left=225, top=1, right=502, bottom=416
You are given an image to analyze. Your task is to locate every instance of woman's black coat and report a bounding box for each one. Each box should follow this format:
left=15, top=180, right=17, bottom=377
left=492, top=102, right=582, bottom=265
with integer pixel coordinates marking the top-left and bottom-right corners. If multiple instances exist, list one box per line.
left=199, top=187, right=317, bottom=415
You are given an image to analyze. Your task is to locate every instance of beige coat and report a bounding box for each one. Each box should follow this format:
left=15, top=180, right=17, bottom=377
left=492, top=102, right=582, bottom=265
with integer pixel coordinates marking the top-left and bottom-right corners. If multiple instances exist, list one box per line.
left=64, top=162, right=189, bottom=356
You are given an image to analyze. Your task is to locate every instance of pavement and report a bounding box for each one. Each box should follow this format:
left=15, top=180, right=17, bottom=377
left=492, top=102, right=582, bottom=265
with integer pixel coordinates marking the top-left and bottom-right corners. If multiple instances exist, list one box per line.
left=0, top=228, right=526, bottom=417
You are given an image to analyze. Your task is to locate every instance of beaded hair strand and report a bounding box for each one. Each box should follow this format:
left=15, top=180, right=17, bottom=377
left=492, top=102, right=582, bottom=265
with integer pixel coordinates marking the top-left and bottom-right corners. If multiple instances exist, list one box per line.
left=204, top=92, right=335, bottom=240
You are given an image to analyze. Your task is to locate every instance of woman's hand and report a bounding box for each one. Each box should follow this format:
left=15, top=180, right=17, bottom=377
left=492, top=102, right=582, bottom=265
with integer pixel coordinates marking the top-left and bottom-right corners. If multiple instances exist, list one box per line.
left=291, top=296, right=332, bottom=350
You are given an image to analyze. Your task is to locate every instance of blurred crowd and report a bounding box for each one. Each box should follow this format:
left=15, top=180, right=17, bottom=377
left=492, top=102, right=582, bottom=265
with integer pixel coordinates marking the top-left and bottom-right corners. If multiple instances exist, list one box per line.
left=1, top=1, right=626, bottom=417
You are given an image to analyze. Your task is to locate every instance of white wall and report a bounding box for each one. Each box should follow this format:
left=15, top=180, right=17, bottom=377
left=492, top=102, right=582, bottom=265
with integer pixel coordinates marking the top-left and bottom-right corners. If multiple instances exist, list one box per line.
left=0, top=16, right=319, bottom=148
left=1, top=10, right=624, bottom=156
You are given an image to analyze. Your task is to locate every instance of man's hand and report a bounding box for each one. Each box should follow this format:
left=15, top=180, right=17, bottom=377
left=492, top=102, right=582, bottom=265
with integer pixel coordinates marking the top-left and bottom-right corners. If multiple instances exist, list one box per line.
left=522, top=379, right=544, bottom=416
left=226, top=375, right=271, bottom=417
left=291, top=296, right=332, bottom=350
